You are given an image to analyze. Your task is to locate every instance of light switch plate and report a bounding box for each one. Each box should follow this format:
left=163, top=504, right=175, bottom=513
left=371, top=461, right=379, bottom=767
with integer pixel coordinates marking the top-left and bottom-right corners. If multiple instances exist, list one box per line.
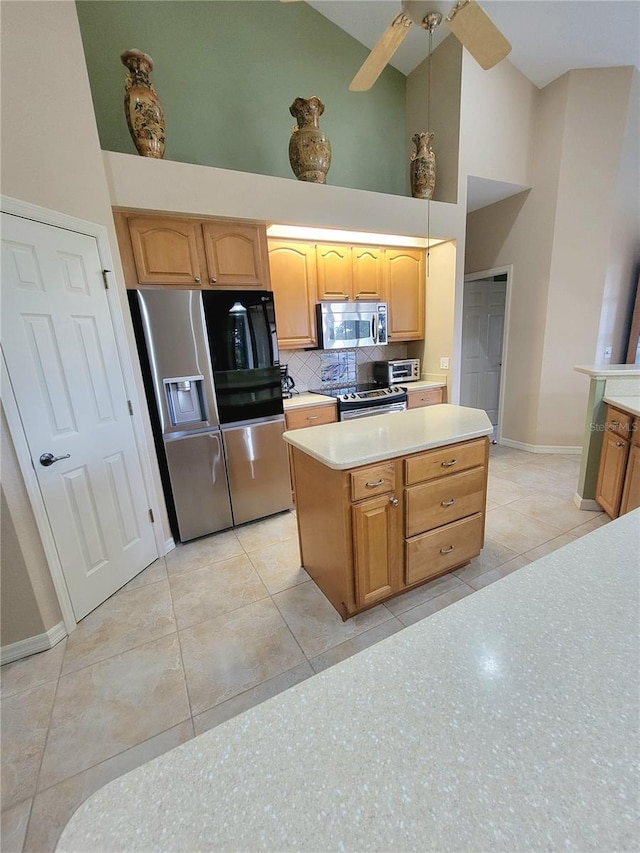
left=439, top=357, right=450, bottom=370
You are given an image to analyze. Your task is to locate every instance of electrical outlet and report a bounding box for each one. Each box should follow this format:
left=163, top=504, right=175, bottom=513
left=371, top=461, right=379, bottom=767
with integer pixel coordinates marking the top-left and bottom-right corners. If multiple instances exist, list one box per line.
left=604, top=346, right=612, bottom=359
left=439, top=357, right=450, bottom=370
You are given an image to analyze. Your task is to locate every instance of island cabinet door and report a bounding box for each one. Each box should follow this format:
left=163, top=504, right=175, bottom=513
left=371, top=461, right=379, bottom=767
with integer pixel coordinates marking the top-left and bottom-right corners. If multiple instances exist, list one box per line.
left=596, top=430, right=630, bottom=518
left=352, top=494, right=401, bottom=608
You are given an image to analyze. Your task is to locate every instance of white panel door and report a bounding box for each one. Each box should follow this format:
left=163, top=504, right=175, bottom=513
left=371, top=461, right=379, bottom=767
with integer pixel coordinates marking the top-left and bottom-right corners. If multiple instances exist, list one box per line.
left=1, top=213, right=157, bottom=620
left=460, top=278, right=506, bottom=432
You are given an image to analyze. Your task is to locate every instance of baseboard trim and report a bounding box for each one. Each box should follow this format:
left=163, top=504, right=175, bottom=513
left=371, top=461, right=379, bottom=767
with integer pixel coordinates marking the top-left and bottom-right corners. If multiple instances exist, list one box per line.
left=164, top=536, right=176, bottom=555
left=1, top=621, right=67, bottom=666
left=499, top=438, right=582, bottom=454
left=573, top=494, right=602, bottom=511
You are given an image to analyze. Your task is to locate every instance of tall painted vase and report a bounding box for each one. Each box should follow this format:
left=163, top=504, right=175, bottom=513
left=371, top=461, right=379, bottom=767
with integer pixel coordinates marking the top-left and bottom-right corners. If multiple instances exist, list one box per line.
left=121, top=49, right=166, bottom=159
left=288, top=97, right=331, bottom=184
left=410, top=132, right=436, bottom=200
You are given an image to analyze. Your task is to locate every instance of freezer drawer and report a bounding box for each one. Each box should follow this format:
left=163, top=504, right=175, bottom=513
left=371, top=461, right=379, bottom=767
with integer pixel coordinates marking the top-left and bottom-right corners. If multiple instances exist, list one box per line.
left=164, top=430, right=233, bottom=541
left=222, top=417, right=293, bottom=525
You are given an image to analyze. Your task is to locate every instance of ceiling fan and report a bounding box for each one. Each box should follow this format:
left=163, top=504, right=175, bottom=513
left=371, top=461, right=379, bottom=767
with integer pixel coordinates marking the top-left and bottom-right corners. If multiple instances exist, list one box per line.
left=282, top=1, right=512, bottom=92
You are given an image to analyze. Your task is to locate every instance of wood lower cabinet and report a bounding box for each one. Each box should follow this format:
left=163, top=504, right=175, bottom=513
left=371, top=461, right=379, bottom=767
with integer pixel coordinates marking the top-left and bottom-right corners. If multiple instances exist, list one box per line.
left=290, top=436, right=488, bottom=619
left=284, top=403, right=337, bottom=431
left=620, top=443, right=640, bottom=514
left=406, top=387, right=444, bottom=409
left=595, top=405, right=635, bottom=518
left=268, top=242, right=318, bottom=349
left=115, top=211, right=270, bottom=290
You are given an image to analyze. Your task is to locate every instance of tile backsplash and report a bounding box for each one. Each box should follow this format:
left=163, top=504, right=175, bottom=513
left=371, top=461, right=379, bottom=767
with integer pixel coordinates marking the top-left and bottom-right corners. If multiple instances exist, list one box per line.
left=281, top=344, right=409, bottom=392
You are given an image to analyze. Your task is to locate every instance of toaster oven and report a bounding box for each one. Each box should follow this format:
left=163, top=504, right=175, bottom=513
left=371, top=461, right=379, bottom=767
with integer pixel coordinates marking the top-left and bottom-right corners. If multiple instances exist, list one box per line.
left=373, top=358, right=420, bottom=384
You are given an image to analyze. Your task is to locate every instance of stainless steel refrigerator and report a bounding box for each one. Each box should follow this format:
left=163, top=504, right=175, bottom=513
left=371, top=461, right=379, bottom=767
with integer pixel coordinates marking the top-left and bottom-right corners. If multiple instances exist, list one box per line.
left=129, top=289, right=292, bottom=542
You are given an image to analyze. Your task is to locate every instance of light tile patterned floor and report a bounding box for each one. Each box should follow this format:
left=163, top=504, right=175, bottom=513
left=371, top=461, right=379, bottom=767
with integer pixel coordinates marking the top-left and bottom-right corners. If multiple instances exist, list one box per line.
left=1, top=445, right=611, bottom=852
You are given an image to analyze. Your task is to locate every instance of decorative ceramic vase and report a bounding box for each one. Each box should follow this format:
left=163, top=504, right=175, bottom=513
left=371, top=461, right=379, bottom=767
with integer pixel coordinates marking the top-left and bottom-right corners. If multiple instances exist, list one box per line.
left=410, top=132, right=436, bottom=200
left=288, top=97, right=331, bottom=184
left=121, top=49, right=166, bottom=159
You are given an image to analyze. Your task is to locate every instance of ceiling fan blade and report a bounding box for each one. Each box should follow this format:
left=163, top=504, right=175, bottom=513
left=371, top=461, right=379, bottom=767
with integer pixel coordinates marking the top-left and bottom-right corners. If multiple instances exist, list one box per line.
left=349, top=14, right=413, bottom=92
left=447, top=0, right=511, bottom=70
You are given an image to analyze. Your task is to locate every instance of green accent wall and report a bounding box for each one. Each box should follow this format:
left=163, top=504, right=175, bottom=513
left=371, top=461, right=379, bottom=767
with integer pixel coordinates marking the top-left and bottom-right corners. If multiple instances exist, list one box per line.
left=76, top=1, right=407, bottom=195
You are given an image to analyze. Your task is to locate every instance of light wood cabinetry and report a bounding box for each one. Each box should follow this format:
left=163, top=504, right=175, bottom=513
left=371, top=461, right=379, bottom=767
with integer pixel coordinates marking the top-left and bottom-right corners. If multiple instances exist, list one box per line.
left=266, top=238, right=424, bottom=345
left=406, top=387, right=445, bottom=409
left=269, top=242, right=319, bottom=349
left=595, top=404, right=639, bottom=518
left=316, top=244, right=385, bottom=301
left=385, top=248, right=425, bottom=341
left=201, top=221, right=269, bottom=288
left=284, top=402, right=337, bottom=431
left=115, top=211, right=270, bottom=290
left=126, top=216, right=204, bottom=286
left=290, top=435, right=488, bottom=619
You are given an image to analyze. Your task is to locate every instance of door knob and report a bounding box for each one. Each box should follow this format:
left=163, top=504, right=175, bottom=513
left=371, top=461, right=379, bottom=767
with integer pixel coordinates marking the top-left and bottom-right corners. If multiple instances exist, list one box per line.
left=39, top=452, right=71, bottom=467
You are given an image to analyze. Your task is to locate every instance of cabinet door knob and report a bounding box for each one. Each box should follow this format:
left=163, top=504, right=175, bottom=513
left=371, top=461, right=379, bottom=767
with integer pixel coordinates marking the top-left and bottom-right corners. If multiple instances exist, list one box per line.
left=210, top=277, right=217, bottom=283
left=389, top=496, right=399, bottom=507
left=615, top=441, right=626, bottom=447
left=194, top=276, right=201, bottom=283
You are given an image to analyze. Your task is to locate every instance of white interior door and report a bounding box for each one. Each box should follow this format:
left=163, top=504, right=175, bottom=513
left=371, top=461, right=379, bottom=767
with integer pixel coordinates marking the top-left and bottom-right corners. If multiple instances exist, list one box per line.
left=460, top=277, right=507, bottom=436
left=1, top=213, right=158, bottom=620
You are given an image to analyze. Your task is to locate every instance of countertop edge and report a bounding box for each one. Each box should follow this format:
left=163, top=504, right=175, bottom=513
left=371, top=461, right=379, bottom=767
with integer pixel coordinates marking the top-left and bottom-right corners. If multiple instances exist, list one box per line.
left=603, top=394, right=640, bottom=418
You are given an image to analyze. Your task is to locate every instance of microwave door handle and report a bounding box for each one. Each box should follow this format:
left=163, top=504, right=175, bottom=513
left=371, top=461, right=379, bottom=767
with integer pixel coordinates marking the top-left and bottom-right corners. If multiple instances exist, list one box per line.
left=372, top=314, right=377, bottom=344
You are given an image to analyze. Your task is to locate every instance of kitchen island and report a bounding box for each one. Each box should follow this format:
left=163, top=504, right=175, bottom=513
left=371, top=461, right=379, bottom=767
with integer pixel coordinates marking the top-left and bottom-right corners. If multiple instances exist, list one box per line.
left=58, top=509, right=640, bottom=852
left=283, top=404, right=493, bottom=618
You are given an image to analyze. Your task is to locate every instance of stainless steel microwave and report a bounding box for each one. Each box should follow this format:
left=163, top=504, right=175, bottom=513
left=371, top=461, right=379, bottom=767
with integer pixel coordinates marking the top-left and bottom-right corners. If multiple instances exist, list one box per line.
left=316, top=301, right=388, bottom=350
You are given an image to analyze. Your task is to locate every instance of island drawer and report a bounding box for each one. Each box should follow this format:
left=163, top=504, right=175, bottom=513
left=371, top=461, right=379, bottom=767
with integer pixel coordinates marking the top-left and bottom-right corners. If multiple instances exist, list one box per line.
left=405, top=513, right=483, bottom=585
left=404, top=467, right=485, bottom=537
left=351, top=463, right=395, bottom=501
left=404, top=438, right=486, bottom=485
left=285, top=404, right=337, bottom=430
left=605, top=405, right=633, bottom=439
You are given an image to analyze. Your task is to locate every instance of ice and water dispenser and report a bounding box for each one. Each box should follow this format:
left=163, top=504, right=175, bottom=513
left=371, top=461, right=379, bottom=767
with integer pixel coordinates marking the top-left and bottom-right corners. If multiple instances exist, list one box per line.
left=164, top=376, right=207, bottom=428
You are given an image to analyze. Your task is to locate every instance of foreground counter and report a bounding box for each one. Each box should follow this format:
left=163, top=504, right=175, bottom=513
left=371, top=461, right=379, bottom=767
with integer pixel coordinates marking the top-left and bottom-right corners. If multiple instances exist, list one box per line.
left=58, top=509, right=640, bottom=851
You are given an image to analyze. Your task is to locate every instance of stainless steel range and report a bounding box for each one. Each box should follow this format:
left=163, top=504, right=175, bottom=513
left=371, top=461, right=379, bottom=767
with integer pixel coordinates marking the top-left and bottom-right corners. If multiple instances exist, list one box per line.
left=310, top=383, right=407, bottom=420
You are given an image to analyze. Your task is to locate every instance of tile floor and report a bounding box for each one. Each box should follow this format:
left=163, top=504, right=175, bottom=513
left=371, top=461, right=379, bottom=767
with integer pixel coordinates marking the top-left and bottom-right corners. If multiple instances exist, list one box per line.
left=1, top=445, right=611, bottom=852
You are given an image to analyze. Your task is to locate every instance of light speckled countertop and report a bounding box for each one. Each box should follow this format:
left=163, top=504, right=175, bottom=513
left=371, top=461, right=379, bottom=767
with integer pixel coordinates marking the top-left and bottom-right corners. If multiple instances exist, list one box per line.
left=604, top=394, right=640, bottom=418
left=283, top=403, right=492, bottom=470
left=575, top=364, right=640, bottom=378
left=58, top=509, right=640, bottom=852
left=283, top=392, right=336, bottom=411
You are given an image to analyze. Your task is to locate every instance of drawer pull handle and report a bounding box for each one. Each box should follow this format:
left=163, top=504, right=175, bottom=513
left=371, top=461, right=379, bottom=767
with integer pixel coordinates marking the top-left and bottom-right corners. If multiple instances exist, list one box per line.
left=441, top=498, right=456, bottom=507
left=440, top=545, right=455, bottom=554
left=615, top=441, right=625, bottom=447
left=307, top=415, right=319, bottom=421
left=441, top=459, right=457, bottom=467
left=609, top=421, right=620, bottom=428
left=366, top=478, right=384, bottom=488
left=389, top=496, right=399, bottom=507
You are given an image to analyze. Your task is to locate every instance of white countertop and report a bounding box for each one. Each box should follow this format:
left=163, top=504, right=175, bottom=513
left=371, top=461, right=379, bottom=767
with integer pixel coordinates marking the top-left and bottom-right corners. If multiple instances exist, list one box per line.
left=283, top=392, right=336, bottom=411
left=58, top=509, right=640, bottom=852
left=403, top=379, right=446, bottom=391
left=283, top=404, right=492, bottom=470
left=574, top=364, right=640, bottom=379
left=604, top=394, right=640, bottom=418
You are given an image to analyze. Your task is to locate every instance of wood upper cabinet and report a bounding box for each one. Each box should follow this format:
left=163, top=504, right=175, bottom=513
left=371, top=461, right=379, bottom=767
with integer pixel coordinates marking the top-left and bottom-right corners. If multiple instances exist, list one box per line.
left=385, top=248, right=425, bottom=341
left=316, top=244, right=353, bottom=300
left=115, top=211, right=270, bottom=290
left=127, top=216, right=204, bottom=286
left=268, top=241, right=318, bottom=349
left=351, top=246, right=384, bottom=301
left=201, top=221, right=269, bottom=289
left=317, top=244, right=385, bottom=301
